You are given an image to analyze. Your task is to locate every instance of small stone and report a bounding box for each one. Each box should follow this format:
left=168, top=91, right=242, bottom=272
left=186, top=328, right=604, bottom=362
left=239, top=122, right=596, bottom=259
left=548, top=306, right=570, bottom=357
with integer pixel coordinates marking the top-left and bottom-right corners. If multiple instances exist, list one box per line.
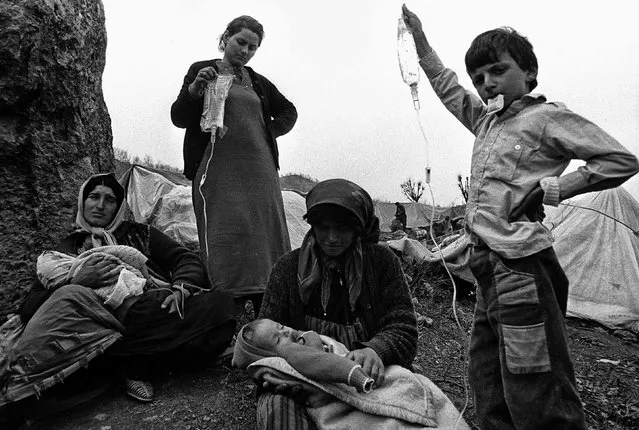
left=418, top=315, right=433, bottom=327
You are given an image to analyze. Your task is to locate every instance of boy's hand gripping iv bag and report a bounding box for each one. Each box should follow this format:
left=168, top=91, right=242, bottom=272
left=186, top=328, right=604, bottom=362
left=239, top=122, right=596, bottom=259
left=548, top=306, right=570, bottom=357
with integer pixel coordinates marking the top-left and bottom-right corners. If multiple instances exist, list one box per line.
left=200, top=74, right=234, bottom=144
left=397, top=16, right=420, bottom=110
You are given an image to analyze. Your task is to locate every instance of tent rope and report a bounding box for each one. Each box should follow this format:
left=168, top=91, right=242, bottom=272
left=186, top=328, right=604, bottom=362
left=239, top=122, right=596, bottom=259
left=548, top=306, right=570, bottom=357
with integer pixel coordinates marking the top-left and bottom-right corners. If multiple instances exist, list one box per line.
left=557, top=202, right=639, bottom=236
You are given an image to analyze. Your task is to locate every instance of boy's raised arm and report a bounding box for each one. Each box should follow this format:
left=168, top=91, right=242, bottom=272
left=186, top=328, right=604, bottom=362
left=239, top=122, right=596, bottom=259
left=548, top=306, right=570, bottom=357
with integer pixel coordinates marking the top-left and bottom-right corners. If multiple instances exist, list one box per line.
left=401, top=4, right=487, bottom=133
left=402, top=4, right=433, bottom=59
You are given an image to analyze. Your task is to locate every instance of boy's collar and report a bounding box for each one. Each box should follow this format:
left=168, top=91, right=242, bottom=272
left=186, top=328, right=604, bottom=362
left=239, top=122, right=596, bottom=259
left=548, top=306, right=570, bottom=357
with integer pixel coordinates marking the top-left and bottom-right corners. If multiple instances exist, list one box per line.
left=497, top=93, right=547, bottom=118
left=522, top=93, right=546, bottom=102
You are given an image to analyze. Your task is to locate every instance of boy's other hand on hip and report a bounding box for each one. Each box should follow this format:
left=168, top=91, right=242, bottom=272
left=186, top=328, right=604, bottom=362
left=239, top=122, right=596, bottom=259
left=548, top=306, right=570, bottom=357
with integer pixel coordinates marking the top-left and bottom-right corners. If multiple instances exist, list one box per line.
left=509, top=185, right=545, bottom=222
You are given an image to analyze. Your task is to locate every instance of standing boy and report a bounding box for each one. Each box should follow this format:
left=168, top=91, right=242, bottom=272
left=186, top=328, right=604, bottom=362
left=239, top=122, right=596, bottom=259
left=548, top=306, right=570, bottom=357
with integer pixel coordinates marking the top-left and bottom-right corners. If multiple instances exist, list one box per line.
left=402, top=4, right=638, bottom=430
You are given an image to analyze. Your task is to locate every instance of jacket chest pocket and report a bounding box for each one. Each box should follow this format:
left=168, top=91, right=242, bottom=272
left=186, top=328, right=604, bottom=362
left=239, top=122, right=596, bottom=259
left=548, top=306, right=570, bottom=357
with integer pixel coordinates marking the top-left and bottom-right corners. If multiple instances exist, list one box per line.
left=486, top=137, right=532, bottom=182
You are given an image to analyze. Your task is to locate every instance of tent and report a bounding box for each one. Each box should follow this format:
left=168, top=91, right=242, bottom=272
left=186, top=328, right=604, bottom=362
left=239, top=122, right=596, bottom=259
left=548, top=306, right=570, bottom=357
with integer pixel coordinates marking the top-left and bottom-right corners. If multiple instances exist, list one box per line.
left=543, top=187, right=639, bottom=332
left=374, top=202, right=465, bottom=232
left=118, top=164, right=309, bottom=251
left=388, top=187, right=639, bottom=333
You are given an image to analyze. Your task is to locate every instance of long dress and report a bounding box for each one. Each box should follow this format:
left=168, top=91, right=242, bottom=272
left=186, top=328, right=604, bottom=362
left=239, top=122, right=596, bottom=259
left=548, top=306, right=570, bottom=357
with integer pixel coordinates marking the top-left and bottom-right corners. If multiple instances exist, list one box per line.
left=192, top=70, right=291, bottom=299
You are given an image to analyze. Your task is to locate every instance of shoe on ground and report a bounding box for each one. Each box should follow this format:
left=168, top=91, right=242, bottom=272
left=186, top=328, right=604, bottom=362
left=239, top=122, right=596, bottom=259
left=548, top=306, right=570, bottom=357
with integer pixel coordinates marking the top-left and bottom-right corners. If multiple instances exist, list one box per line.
left=125, top=378, right=154, bottom=403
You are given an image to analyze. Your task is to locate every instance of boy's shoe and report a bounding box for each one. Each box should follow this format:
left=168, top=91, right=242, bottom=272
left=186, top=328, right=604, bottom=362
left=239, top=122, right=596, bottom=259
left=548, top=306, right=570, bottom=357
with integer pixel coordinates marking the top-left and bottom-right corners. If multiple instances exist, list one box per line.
left=125, top=378, right=154, bottom=403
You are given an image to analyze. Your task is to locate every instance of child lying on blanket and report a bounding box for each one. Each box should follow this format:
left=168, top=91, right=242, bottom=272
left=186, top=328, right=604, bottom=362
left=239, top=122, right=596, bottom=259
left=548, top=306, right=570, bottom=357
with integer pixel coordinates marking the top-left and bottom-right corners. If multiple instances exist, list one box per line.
left=232, top=318, right=472, bottom=429
left=232, top=318, right=375, bottom=392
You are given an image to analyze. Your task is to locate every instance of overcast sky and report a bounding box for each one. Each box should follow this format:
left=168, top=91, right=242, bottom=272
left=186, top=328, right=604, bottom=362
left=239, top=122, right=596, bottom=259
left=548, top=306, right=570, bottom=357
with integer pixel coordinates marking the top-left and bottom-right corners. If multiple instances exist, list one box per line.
left=102, top=0, right=639, bottom=206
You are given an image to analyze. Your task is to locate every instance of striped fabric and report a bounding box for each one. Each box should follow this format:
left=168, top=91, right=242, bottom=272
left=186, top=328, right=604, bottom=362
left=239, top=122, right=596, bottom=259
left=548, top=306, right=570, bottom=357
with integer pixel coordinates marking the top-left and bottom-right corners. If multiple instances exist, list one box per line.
left=255, top=315, right=368, bottom=429
left=304, top=314, right=368, bottom=351
left=256, top=391, right=316, bottom=430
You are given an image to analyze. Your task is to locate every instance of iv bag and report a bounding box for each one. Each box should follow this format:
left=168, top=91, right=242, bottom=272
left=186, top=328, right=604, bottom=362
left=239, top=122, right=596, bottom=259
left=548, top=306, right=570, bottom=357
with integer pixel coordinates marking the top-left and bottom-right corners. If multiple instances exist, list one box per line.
left=200, top=74, right=234, bottom=142
left=397, top=17, right=420, bottom=87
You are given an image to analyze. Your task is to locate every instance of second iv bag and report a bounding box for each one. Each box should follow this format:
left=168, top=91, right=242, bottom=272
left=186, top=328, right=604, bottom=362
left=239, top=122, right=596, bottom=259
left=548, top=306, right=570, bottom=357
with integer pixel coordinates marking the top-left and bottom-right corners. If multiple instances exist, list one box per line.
left=397, top=16, right=420, bottom=110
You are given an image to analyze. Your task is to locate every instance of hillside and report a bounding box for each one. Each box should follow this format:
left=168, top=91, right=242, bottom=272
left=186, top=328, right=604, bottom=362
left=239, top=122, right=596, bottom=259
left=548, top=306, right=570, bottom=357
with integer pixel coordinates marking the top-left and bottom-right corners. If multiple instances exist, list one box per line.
left=115, top=160, right=318, bottom=195
left=279, top=173, right=318, bottom=194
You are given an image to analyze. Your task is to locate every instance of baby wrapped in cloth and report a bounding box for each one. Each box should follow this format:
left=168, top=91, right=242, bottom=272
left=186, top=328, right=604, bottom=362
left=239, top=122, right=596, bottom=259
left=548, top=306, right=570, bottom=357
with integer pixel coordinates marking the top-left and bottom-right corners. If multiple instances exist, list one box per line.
left=232, top=319, right=470, bottom=429
left=37, top=245, right=152, bottom=309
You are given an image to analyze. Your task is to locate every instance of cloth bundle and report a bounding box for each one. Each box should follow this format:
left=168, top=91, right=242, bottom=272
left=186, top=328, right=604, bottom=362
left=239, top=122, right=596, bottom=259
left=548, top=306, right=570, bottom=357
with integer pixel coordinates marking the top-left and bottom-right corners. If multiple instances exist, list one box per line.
left=37, top=245, right=150, bottom=309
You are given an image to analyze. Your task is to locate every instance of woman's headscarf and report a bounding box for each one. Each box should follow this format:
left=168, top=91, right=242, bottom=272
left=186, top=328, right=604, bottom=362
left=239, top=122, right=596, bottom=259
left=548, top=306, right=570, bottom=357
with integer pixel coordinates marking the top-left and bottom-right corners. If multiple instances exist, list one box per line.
left=75, top=173, right=127, bottom=248
left=297, top=179, right=380, bottom=313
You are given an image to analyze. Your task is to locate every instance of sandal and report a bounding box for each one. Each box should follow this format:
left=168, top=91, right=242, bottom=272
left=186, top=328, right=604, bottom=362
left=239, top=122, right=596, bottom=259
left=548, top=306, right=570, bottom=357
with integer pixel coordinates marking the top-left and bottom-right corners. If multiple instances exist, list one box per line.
left=125, top=378, right=154, bottom=403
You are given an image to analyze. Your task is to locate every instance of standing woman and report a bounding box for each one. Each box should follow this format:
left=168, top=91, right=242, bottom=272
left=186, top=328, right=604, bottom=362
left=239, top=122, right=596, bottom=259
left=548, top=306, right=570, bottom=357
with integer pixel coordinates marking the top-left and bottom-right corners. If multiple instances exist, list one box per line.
left=257, top=179, right=418, bottom=429
left=171, top=15, right=298, bottom=315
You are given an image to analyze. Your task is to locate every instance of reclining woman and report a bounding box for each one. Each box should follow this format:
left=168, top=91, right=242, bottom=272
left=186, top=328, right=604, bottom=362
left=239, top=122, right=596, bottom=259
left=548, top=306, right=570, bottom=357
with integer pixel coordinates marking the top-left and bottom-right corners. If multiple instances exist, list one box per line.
left=232, top=318, right=470, bottom=429
left=256, top=178, right=420, bottom=429
left=4, top=173, right=236, bottom=406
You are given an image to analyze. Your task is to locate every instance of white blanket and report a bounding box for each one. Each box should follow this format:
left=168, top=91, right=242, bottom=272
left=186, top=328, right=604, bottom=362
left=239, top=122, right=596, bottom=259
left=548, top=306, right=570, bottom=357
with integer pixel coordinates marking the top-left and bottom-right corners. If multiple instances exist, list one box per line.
left=249, top=357, right=470, bottom=429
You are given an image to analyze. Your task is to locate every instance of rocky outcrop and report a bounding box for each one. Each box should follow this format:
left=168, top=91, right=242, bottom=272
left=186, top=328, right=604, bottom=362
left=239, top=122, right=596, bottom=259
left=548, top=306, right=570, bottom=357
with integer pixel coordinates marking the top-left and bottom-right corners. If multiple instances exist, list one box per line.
left=0, top=0, right=112, bottom=315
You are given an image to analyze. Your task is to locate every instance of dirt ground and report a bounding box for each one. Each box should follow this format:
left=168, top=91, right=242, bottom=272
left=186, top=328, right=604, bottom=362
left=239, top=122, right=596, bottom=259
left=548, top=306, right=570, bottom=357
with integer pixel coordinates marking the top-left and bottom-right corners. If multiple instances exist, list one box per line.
left=5, top=257, right=639, bottom=430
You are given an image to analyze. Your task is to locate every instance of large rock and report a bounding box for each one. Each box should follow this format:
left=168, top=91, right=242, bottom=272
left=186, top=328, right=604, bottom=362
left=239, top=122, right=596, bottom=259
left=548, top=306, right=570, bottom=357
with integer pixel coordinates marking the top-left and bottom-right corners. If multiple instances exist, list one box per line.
left=0, top=0, right=112, bottom=316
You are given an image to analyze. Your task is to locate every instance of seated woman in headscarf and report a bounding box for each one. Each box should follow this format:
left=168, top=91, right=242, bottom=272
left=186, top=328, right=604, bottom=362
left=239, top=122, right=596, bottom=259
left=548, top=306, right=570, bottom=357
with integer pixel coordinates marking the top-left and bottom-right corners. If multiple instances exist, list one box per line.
left=4, top=173, right=236, bottom=406
left=256, top=178, right=419, bottom=429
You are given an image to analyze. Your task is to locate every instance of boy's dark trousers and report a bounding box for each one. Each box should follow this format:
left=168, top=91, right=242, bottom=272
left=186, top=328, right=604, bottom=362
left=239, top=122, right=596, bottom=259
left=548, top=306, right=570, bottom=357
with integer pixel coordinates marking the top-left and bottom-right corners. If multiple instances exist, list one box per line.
left=468, top=245, right=587, bottom=430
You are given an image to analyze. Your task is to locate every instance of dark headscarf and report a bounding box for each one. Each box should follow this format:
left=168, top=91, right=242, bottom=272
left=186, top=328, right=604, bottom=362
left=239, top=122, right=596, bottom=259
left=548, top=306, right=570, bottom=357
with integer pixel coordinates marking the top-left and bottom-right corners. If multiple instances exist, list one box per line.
left=304, top=179, right=380, bottom=243
left=75, top=173, right=127, bottom=248
left=297, top=179, right=380, bottom=313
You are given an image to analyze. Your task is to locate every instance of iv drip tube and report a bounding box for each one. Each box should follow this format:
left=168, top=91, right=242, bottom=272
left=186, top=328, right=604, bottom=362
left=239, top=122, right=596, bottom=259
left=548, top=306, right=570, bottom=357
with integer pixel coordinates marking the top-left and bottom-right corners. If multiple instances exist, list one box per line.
left=413, top=105, right=431, bottom=184
left=407, top=66, right=469, bottom=430
left=198, top=136, right=216, bottom=287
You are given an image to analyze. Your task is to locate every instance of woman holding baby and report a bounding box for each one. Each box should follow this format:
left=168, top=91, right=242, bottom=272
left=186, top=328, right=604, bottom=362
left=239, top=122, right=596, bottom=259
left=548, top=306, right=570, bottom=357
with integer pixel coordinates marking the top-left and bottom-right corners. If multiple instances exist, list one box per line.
left=5, top=173, right=236, bottom=407
left=256, top=178, right=419, bottom=429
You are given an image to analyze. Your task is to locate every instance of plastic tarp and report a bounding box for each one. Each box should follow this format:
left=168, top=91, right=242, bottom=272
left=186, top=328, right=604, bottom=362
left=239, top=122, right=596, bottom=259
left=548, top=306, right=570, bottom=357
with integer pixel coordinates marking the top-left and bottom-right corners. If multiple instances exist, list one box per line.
left=374, top=202, right=465, bottom=232
left=543, top=187, right=639, bottom=332
left=387, top=234, right=474, bottom=284
left=119, top=165, right=309, bottom=251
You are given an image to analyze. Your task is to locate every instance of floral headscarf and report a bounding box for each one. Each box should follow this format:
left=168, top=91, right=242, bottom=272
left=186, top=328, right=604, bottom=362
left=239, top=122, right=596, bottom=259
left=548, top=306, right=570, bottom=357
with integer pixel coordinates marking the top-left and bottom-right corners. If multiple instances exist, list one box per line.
left=75, top=173, right=127, bottom=248
left=297, top=179, right=380, bottom=313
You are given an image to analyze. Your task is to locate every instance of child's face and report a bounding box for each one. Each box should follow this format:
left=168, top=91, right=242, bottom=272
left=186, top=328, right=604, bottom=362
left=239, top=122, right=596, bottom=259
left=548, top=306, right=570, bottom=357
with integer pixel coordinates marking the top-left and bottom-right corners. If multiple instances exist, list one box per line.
left=254, top=319, right=324, bottom=353
left=469, top=51, right=537, bottom=111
